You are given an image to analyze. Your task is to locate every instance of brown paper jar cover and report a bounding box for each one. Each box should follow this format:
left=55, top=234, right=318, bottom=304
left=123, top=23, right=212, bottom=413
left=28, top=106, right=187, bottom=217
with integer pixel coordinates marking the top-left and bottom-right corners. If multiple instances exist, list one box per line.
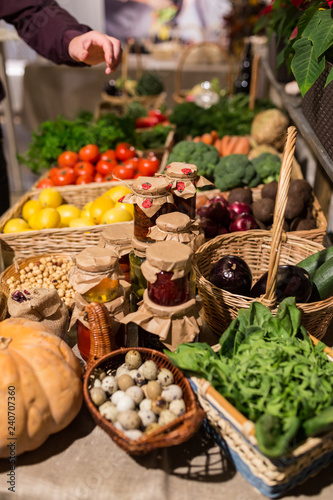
left=7, top=288, right=69, bottom=338
left=121, top=290, right=202, bottom=351
left=120, top=176, right=175, bottom=217
left=98, top=221, right=134, bottom=257
left=141, top=240, right=193, bottom=283
left=164, top=162, right=213, bottom=199
left=148, top=212, right=205, bottom=251
left=68, top=247, right=124, bottom=294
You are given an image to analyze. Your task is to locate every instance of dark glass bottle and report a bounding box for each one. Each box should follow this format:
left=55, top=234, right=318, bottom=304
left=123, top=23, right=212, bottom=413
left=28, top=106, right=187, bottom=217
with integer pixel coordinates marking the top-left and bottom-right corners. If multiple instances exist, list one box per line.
left=234, top=41, right=252, bottom=94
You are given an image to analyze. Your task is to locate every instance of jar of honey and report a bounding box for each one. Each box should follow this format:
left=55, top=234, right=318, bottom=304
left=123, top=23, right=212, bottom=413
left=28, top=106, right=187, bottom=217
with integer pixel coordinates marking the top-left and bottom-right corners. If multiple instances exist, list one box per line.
left=141, top=241, right=193, bottom=307
left=69, top=247, right=123, bottom=303
left=120, top=176, right=176, bottom=243
left=164, top=162, right=213, bottom=218
left=99, top=222, right=133, bottom=283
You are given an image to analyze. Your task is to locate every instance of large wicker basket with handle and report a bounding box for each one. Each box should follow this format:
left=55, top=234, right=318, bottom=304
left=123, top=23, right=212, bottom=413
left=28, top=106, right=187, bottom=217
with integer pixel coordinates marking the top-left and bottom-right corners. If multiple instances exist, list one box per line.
left=83, top=302, right=205, bottom=455
left=194, top=126, right=333, bottom=339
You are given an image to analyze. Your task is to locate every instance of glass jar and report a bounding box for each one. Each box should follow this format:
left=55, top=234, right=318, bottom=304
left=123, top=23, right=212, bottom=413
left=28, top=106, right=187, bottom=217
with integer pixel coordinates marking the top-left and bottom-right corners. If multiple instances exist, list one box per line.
left=99, top=222, right=133, bottom=283
left=121, top=176, right=176, bottom=243
left=69, top=247, right=122, bottom=304
left=77, top=319, right=90, bottom=361
left=164, top=162, right=212, bottom=218
left=142, top=241, right=194, bottom=308
left=129, top=237, right=153, bottom=311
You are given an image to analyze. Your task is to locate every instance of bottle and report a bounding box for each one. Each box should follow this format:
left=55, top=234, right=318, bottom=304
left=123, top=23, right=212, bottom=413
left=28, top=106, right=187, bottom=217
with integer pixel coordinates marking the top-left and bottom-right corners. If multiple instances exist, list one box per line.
left=234, top=40, right=252, bottom=94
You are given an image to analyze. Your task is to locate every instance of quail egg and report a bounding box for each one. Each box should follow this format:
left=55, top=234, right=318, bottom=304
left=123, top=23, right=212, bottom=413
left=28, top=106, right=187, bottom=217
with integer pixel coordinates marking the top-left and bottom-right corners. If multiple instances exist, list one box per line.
left=129, top=369, right=146, bottom=387
left=145, top=422, right=161, bottom=435
left=111, top=390, right=126, bottom=406
left=124, top=429, right=143, bottom=440
left=116, top=363, right=130, bottom=378
left=125, top=350, right=142, bottom=370
left=169, top=399, right=186, bottom=417
left=146, top=381, right=162, bottom=399
left=138, top=410, right=157, bottom=428
left=157, top=368, right=174, bottom=387
left=93, top=378, right=102, bottom=388
left=117, top=374, right=135, bottom=391
left=126, top=386, right=144, bottom=405
left=90, top=387, right=107, bottom=406
left=101, top=375, right=118, bottom=395
left=99, top=401, right=118, bottom=423
left=117, top=410, right=141, bottom=430
left=159, top=409, right=177, bottom=426
left=117, top=395, right=135, bottom=412
left=162, top=384, right=183, bottom=402
left=151, top=396, right=168, bottom=415
left=140, top=360, right=158, bottom=381
left=139, top=398, right=152, bottom=412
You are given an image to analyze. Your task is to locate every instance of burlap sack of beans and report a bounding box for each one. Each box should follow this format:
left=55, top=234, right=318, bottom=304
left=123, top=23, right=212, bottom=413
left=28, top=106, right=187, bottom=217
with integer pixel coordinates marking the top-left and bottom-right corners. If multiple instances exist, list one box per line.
left=7, top=288, right=69, bottom=338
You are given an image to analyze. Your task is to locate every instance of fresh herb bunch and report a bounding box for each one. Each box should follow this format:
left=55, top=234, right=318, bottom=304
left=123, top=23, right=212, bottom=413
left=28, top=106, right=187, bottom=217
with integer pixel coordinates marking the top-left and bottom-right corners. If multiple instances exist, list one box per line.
left=256, top=1, right=333, bottom=96
left=167, top=297, right=333, bottom=459
left=169, top=94, right=274, bottom=139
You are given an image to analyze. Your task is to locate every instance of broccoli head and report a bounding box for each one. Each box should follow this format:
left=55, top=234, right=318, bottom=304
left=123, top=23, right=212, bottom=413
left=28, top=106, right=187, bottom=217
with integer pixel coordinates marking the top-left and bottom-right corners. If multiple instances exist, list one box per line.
left=252, top=153, right=281, bottom=184
left=214, top=154, right=256, bottom=191
left=167, top=141, right=219, bottom=179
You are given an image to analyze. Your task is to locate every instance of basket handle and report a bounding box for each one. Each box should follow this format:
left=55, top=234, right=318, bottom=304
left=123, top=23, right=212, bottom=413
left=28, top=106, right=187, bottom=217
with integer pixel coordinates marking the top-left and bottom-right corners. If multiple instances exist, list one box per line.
left=174, top=41, right=234, bottom=97
left=261, top=126, right=298, bottom=305
left=85, top=302, right=118, bottom=371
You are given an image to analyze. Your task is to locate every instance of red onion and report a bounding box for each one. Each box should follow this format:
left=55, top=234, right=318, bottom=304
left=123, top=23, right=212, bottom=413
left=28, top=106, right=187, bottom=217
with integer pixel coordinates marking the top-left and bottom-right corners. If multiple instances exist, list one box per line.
left=229, top=213, right=258, bottom=232
left=228, top=201, right=251, bottom=220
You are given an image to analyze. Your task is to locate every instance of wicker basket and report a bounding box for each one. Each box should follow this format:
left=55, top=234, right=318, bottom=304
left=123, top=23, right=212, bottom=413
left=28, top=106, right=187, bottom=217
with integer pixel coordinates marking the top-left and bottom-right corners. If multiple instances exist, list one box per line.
left=0, top=291, right=7, bottom=322
left=173, top=41, right=234, bottom=104
left=0, top=183, right=132, bottom=258
left=194, top=126, right=333, bottom=339
left=83, top=303, right=205, bottom=455
left=190, top=336, right=333, bottom=498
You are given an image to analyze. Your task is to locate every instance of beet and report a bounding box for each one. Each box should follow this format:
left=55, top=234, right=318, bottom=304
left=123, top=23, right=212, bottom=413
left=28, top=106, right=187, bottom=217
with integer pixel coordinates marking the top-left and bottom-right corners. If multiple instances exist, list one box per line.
left=200, top=217, right=219, bottom=238
left=209, top=255, right=252, bottom=296
left=250, top=265, right=312, bottom=303
left=205, top=201, right=231, bottom=227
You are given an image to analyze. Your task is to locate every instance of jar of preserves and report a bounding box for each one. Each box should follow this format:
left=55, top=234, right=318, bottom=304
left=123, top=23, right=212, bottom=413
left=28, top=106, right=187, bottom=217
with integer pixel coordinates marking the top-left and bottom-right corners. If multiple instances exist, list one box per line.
left=121, top=176, right=176, bottom=242
left=99, top=222, right=133, bottom=283
left=68, top=247, right=123, bottom=303
left=129, top=237, right=153, bottom=311
left=164, top=162, right=213, bottom=218
left=148, top=212, right=205, bottom=252
left=141, top=241, right=193, bottom=307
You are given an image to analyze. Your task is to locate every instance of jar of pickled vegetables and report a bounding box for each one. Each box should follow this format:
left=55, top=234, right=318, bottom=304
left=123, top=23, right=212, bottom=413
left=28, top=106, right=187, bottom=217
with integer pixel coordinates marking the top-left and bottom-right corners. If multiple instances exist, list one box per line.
left=141, top=241, right=193, bottom=307
left=120, top=176, right=176, bottom=242
left=68, top=247, right=123, bottom=303
left=99, top=222, right=133, bottom=283
left=129, top=237, right=153, bottom=311
left=164, top=162, right=213, bottom=218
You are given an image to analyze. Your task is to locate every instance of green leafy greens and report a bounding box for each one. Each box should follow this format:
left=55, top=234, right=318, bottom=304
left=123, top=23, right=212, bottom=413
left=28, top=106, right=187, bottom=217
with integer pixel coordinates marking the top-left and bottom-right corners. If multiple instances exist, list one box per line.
left=166, top=298, right=333, bottom=459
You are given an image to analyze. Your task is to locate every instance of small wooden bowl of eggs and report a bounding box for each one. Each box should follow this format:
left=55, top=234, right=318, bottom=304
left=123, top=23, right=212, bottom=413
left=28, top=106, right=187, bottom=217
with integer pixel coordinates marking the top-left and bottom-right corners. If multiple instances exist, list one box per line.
left=83, top=347, right=205, bottom=455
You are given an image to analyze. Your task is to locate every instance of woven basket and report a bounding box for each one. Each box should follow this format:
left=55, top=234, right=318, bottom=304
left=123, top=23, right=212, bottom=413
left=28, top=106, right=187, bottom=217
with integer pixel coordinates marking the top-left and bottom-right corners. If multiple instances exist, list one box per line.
left=194, top=126, right=333, bottom=339
left=83, top=303, right=205, bottom=455
left=0, top=291, right=7, bottom=322
left=190, top=336, right=333, bottom=498
left=0, top=183, right=132, bottom=258
left=173, top=41, right=234, bottom=104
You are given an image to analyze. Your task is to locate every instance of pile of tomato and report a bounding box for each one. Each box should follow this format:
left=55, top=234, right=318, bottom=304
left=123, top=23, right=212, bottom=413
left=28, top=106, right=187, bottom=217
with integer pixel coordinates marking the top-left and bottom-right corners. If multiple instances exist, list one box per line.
left=37, top=142, right=161, bottom=188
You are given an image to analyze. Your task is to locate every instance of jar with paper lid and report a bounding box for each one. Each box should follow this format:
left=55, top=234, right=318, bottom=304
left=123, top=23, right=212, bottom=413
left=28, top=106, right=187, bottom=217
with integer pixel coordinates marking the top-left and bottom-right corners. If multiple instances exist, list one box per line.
left=148, top=212, right=205, bottom=252
left=68, top=247, right=123, bottom=304
left=99, top=222, right=133, bottom=282
left=129, top=237, right=153, bottom=311
left=120, top=176, right=176, bottom=243
left=164, top=162, right=213, bottom=218
left=141, top=241, right=193, bottom=307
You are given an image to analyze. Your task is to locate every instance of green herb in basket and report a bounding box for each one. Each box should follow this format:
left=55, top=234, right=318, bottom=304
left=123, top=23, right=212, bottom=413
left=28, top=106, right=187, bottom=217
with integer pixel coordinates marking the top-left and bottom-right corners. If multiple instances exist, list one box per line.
left=166, top=297, right=333, bottom=459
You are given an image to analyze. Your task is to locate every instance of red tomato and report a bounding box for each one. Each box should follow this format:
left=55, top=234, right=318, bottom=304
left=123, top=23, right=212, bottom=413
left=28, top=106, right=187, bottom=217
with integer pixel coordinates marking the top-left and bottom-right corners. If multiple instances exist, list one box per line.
left=138, top=156, right=160, bottom=176
left=37, top=177, right=54, bottom=188
left=74, top=161, right=95, bottom=178
left=123, top=157, right=140, bottom=171
left=78, top=144, right=100, bottom=163
left=104, top=174, right=113, bottom=182
left=96, top=159, right=117, bottom=177
left=76, top=174, right=94, bottom=185
left=94, top=172, right=105, bottom=183
left=57, top=150, right=79, bottom=168
left=115, top=142, right=136, bottom=162
left=135, top=116, right=159, bottom=128
left=51, top=168, right=76, bottom=186
left=148, top=109, right=167, bottom=122
left=113, top=164, right=136, bottom=180
left=100, top=149, right=117, bottom=162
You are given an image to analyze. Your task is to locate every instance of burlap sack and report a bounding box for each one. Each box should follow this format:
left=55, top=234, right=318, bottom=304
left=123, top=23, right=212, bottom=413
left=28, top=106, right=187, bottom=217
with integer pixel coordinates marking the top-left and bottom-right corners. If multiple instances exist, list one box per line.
left=7, top=288, right=69, bottom=338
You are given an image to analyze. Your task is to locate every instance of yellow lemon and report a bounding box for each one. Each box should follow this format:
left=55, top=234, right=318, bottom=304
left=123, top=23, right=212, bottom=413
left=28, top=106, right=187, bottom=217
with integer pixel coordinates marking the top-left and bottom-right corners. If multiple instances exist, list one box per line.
left=101, top=207, right=133, bottom=225
left=56, top=204, right=82, bottom=227
left=89, top=197, right=114, bottom=224
left=69, top=217, right=95, bottom=228
left=114, top=201, right=134, bottom=217
left=83, top=201, right=93, bottom=211
left=3, top=218, right=30, bottom=233
left=28, top=212, right=41, bottom=230
left=103, top=185, right=132, bottom=204
left=38, top=188, right=63, bottom=208
left=22, top=199, right=41, bottom=222
left=35, top=208, right=61, bottom=229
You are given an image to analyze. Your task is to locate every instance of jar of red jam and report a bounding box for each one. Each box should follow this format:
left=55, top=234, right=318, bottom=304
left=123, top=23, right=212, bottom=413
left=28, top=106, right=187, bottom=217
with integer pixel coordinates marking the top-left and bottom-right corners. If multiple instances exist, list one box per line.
left=99, top=222, right=133, bottom=283
left=141, top=241, right=193, bottom=307
left=120, top=176, right=176, bottom=242
left=164, top=162, right=213, bottom=218
left=69, top=247, right=123, bottom=303
left=148, top=212, right=205, bottom=252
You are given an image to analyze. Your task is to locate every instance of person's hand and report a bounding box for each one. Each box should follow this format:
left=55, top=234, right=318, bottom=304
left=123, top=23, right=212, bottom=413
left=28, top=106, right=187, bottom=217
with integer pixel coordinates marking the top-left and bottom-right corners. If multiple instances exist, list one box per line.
left=68, top=31, right=122, bottom=74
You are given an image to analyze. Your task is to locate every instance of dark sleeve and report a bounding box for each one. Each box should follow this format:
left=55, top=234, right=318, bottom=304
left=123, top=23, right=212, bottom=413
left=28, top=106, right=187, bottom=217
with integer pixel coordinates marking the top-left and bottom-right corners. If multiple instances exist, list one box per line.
left=1, top=0, right=92, bottom=66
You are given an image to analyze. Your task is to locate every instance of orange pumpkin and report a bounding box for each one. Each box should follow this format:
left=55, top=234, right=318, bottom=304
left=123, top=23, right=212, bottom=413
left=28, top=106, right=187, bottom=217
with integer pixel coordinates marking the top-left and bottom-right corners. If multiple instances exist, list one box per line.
left=0, top=317, right=83, bottom=457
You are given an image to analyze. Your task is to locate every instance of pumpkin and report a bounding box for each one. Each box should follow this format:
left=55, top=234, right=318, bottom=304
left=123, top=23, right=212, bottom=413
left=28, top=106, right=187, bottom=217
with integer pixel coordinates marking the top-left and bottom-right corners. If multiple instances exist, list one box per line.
left=0, top=317, right=83, bottom=457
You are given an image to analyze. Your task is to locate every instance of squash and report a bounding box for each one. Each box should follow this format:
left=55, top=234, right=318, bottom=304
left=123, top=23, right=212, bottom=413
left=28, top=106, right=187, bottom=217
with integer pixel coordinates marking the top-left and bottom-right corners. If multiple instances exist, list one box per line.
left=0, top=317, right=83, bottom=457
